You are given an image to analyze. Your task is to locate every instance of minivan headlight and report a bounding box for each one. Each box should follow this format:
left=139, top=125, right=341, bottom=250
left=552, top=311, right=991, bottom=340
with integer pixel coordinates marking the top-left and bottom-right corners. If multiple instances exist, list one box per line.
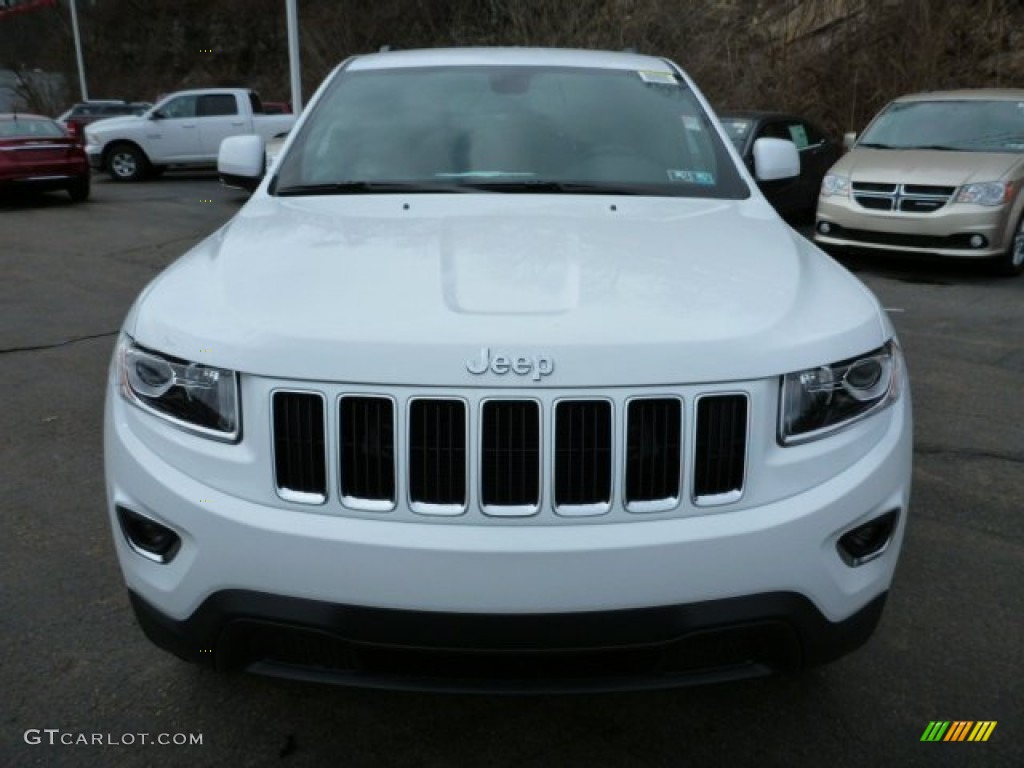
left=820, top=174, right=850, bottom=197
left=117, top=336, right=240, bottom=441
left=955, top=181, right=1012, bottom=206
left=779, top=340, right=902, bottom=445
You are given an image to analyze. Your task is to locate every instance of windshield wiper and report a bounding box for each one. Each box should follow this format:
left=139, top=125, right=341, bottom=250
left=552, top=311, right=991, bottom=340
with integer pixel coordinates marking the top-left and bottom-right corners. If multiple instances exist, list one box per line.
left=274, top=180, right=478, bottom=196
left=459, top=180, right=648, bottom=195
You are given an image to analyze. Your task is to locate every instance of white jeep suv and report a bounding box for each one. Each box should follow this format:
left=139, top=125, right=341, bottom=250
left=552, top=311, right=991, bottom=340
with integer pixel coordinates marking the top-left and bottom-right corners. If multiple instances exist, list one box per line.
left=105, top=48, right=912, bottom=692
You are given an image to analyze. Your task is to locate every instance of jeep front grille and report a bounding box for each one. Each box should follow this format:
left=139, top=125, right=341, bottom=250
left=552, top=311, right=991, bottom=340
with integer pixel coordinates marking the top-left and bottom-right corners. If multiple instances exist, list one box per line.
left=554, top=400, right=613, bottom=512
left=408, top=398, right=467, bottom=513
left=481, top=400, right=542, bottom=512
left=269, top=389, right=750, bottom=517
left=339, top=396, right=395, bottom=510
left=624, top=398, right=682, bottom=512
left=272, top=391, right=327, bottom=504
left=693, top=394, right=749, bottom=505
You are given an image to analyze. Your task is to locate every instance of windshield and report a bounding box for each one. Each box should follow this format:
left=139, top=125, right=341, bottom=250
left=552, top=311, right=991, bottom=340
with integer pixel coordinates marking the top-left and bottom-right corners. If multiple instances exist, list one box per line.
left=719, top=117, right=753, bottom=151
left=273, top=65, right=749, bottom=198
left=859, top=99, right=1024, bottom=152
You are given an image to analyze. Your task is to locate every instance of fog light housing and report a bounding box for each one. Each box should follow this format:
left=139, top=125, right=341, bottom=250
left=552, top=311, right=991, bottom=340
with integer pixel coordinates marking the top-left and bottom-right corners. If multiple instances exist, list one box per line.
left=969, top=234, right=987, bottom=248
left=818, top=221, right=832, bottom=235
left=837, top=510, right=899, bottom=566
left=117, top=505, right=181, bottom=563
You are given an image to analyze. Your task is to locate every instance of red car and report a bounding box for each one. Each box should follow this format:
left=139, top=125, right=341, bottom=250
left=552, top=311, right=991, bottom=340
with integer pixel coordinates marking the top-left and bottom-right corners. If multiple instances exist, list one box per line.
left=0, top=113, right=90, bottom=201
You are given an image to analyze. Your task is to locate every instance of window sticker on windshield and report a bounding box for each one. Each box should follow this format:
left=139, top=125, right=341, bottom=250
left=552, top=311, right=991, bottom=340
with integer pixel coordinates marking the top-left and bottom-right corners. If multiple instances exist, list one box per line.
left=638, top=70, right=679, bottom=85
left=682, top=115, right=702, bottom=131
left=668, top=169, right=715, bottom=184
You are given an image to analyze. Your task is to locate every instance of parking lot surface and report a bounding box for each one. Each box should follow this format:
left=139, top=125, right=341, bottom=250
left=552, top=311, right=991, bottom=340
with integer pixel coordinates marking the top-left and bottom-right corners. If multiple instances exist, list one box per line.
left=2, top=175, right=1021, bottom=767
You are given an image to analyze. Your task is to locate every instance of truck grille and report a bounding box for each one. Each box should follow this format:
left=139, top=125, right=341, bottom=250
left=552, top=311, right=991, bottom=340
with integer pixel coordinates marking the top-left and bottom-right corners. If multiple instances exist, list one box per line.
left=270, top=389, right=751, bottom=518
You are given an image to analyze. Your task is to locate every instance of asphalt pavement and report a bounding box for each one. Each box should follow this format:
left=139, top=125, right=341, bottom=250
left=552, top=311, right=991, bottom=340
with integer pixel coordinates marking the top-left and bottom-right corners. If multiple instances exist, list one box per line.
left=1, top=174, right=1021, bottom=767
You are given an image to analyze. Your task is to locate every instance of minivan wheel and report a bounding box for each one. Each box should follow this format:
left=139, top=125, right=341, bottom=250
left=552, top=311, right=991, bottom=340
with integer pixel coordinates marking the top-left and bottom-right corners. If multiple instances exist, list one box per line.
left=990, top=215, right=1024, bottom=277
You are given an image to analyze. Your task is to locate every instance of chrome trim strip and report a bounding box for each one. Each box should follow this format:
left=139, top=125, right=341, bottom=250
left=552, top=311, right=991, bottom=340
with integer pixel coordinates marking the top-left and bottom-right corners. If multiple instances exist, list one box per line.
left=270, top=388, right=328, bottom=506
left=337, top=393, right=398, bottom=512
left=691, top=391, right=750, bottom=507
left=406, top=395, right=469, bottom=515
left=551, top=397, right=614, bottom=517
left=479, top=397, right=542, bottom=517
left=622, top=395, right=684, bottom=514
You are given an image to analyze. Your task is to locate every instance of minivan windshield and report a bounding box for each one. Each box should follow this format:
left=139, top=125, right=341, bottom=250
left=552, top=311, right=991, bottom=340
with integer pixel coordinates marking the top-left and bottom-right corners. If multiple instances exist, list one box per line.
left=273, top=65, right=749, bottom=198
left=859, top=99, right=1024, bottom=152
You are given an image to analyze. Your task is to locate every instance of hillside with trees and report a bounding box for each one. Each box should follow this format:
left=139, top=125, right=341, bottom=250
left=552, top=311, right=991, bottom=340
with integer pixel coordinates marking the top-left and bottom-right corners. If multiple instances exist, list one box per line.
left=2, top=0, right=1022, bottom=134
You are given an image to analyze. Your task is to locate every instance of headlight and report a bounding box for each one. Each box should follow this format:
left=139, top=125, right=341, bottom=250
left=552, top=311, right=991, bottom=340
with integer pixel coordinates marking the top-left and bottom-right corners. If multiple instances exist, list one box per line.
left=117, top=336, right=240, bottom=441
left=955, top=181, right=1012, bottom=206
left=779, top=340, right=902, bottom=445
left=820, top=174, right=850, bottom=197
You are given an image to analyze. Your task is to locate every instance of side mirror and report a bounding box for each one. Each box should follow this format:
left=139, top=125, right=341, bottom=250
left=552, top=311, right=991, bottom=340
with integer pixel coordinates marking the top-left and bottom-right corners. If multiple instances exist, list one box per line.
left=752, top=137, right=800, bottom=182
left=218, top=134, right=266, bottom=192
left=842, top=132, right=857, bottom=151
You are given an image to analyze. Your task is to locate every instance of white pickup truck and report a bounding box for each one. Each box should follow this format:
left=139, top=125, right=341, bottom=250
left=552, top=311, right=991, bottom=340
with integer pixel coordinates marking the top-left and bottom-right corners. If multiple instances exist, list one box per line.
left=84, top=88, right=294, bottom=181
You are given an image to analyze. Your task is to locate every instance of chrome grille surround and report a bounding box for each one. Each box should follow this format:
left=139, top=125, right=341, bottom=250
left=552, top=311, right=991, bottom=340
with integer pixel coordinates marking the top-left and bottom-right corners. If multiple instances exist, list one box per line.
left=265, top=381, right=762, bottom=523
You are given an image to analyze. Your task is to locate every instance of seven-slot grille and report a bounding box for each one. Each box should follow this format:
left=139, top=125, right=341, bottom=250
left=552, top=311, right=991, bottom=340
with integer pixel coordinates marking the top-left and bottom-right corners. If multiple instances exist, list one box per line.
left=272, top=392, right=750, bottom=516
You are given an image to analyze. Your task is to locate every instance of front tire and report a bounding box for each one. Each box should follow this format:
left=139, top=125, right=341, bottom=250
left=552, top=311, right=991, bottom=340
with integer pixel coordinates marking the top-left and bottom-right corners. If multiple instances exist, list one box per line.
left=106, top=143, right=149, bottom=182
left=67, top=175, right=90, bottom=202
left=990, top=214, right=1024, bottom=277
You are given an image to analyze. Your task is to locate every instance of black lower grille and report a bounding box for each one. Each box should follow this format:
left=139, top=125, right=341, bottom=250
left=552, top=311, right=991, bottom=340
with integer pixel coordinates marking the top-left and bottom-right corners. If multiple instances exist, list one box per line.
left=624, top=398, right=682, bottom=508
left=823, top=224, right=982, bottom=250
left=339, top=396, right=395, bottom=505
left=408, top=399, right=467, bottom=507
left=272, top=392, right=327, bottom=501
left=554, top=400, right=612, bottom=508
left=694, top=394, right=748, bottom=501
left=481, top=400, right=541, bottom=508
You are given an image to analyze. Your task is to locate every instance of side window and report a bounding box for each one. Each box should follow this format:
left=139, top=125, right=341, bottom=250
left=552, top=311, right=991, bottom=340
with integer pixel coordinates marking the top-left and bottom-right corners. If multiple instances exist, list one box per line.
left=802, top=121, right=827, bottom=147
left=249, top=92, right=264, bottom=114
left=757, top=121, right=790, bottom=141
left=161, top=95, right=197, bottom=119
left=197, top=94, right=239, bottom=117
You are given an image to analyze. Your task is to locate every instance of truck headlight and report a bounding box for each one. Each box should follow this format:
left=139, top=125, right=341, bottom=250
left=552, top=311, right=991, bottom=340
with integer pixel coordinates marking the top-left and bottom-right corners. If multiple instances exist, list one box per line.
left=820, top=174, right=850, bottom=198
left=117, top=336, right=240, bottom=441
left=955, top=181, right=1013, bottom=206
left=779, top=340, right=902, bottom=445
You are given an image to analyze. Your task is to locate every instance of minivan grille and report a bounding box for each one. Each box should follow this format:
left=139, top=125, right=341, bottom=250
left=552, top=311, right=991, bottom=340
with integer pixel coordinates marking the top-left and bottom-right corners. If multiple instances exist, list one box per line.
left=693, top=394, right=748, bottom=503
left=624, top=398, right=683, bottom=510
left=272, top=392, right=327, bottom=502
left=554, top=400, right=613, bottom=509
left=339, top=396, right=395, bottom=507
left=409, top=399, right=467, bottom=508
left=481, top=400, right=541, bottom=509
left=851, top=181, right=954, bottom=214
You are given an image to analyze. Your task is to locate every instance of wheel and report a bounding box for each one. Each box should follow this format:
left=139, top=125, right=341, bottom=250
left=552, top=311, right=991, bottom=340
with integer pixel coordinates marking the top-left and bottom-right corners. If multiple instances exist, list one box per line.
left=989, top=215, right=1024, bottom=277
left=107, top=143, right=149, bottom=182
left=67, top=175, right=90, bottom=202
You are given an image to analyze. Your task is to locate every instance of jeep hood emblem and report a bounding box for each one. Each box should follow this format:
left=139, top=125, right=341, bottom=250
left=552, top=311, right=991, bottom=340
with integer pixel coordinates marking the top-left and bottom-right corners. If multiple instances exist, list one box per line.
left=466, top=347, right=554, bottom=381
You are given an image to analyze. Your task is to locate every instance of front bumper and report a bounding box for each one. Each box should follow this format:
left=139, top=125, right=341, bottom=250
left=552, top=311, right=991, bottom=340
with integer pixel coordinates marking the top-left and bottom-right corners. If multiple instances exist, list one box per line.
left=105, top=371, right=912, bottom=688
left=85, top=145, right=103, bottom=171
left=815, top=195, right=1015, bottom=258
left=129, top=587, right=888, bottom=693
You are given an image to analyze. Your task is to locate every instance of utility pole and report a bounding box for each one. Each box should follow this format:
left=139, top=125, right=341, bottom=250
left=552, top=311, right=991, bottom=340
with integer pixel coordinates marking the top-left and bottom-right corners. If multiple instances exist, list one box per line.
left=286, top=0, right=301, bottom=112
left=69, top=0, right=88, bottom=100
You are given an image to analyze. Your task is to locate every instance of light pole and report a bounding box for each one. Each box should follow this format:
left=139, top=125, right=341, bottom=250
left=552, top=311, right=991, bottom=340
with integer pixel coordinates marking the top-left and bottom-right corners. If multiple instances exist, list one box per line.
left=286, top=0, right=301, bottom=112
left=69, top=0, right=88, bottom=101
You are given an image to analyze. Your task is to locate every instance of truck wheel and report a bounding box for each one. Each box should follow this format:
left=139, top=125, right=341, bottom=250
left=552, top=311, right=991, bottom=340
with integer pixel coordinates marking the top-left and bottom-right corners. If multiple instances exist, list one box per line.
left=67, top=175, right=90, bottom=202
left=107, top=144, right=149, bottom=182
left=990, top=214, right=1024, bottom=277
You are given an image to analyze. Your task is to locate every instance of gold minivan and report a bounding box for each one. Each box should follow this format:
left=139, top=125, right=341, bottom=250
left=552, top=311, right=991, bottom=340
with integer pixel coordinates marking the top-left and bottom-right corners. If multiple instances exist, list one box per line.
left=815, top=89, right=1024, bottom=276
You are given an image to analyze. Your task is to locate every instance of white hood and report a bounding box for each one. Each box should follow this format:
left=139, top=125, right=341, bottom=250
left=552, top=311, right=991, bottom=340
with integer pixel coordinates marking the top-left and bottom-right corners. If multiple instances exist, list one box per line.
left=129, top=194, right=887, bottom=386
